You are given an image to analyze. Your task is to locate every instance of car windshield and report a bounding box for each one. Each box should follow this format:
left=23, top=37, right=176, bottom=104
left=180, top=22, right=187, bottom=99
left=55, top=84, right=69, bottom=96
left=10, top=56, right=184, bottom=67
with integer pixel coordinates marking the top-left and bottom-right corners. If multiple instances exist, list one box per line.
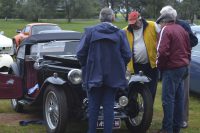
left=30, top=40, right=79, bottom=58
left=31, top=25, right=61, bottom=35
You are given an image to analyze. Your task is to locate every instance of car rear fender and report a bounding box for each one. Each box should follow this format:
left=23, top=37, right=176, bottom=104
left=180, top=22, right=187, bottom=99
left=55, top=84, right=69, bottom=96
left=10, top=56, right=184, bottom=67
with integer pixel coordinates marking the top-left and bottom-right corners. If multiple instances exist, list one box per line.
left=10, top=62, right=20, bottom=76
left=128, top=75, right=150, bottom=88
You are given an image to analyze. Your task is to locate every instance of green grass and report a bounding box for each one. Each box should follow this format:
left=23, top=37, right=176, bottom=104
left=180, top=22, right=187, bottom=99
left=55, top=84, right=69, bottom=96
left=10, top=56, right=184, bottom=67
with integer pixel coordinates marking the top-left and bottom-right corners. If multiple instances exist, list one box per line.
left=0, top=83, right=200, bottom=133
left=0, top=19, right=200, bottom=132
left=0, top=125, right=45, bottom=133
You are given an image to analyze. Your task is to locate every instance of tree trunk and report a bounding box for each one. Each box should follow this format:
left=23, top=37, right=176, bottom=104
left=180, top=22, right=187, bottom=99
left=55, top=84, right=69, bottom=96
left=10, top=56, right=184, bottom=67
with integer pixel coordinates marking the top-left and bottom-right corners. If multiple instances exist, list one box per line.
left=110, top=0, right=114, bottom=9
left=125, top=0, right=128, bottom=21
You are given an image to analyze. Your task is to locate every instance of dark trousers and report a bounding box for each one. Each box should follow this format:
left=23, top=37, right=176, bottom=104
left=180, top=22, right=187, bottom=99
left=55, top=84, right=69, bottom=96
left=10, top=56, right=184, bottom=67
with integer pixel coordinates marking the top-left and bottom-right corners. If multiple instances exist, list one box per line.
left=183, top=66, right=190, bottom=123
left=161, top=66, right=187, bottom=133
left=87, top=86, right=117, bottom=133
left=134, top=63, right=158, bottom=101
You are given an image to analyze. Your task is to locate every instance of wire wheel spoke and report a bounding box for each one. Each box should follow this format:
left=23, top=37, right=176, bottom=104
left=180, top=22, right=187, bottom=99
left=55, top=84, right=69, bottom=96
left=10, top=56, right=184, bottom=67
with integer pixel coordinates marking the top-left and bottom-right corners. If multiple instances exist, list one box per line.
left=45, top=91, right=59, bottom=129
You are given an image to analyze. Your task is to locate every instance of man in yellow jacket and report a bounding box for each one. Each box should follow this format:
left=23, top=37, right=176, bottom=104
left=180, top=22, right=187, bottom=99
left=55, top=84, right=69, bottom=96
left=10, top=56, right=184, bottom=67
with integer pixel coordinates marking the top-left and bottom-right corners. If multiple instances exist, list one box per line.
left=123, top=11, right=160, bottom=101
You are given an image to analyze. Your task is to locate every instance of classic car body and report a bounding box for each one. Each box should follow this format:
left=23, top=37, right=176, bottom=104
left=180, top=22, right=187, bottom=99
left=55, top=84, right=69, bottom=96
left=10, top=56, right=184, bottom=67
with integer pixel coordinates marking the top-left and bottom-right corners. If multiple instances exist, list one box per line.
left=0, top=31, right=153, bottom=133
left=190, top=26, right=200, bottom=94
left=12, top=23, right=62, bottom=49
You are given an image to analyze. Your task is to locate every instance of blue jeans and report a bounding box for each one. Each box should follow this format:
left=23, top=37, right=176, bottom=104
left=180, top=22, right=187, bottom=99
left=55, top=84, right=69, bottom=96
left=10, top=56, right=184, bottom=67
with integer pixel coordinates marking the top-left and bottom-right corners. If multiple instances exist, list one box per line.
left=87, top=86, right=117, bottom=133
left=134, top=63, right=158, bottom=101
left=161, top=66, right=187, bottom=133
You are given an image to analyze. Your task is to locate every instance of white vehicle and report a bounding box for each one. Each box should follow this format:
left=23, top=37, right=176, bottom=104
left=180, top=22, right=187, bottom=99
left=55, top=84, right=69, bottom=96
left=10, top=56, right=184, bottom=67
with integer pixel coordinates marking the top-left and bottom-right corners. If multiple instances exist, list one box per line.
left=0, top=31, right=14, bottom=72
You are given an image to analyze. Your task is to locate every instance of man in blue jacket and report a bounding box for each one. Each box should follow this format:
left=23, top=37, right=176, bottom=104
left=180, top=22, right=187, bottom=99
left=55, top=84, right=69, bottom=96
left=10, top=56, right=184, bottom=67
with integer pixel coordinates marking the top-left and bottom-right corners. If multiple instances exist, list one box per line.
left=76, top=7, right=132, bottom=133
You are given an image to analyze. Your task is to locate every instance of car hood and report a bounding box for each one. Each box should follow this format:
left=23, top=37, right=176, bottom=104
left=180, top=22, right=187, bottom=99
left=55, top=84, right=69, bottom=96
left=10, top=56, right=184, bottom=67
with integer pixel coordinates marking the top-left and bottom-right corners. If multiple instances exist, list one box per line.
left=43, top=55, right=81, bottom=68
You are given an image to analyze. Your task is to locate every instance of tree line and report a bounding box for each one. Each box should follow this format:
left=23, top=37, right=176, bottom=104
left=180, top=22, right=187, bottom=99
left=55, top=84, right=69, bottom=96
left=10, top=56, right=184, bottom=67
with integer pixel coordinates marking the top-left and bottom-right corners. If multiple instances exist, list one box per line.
left=0, top=0, right=199, bottom=23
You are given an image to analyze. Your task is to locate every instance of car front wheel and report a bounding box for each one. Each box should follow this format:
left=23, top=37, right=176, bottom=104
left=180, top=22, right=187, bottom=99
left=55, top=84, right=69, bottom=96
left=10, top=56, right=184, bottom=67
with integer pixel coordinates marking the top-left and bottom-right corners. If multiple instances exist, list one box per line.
left=125, top=83, right=153, bottom=133
left=43, top=85, right=68, bottom=133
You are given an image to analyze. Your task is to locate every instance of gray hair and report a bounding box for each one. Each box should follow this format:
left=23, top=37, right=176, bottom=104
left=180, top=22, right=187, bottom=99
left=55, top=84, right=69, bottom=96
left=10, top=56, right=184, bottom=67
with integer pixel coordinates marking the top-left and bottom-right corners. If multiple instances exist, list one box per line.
left=160, top=5, right=177, bottom=19
left=99, top=7, right=114, bottom=22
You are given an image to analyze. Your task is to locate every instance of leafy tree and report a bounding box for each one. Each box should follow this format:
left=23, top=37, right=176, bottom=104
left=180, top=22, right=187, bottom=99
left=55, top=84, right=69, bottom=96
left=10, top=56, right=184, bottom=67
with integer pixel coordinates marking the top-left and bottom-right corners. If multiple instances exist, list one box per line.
left=0, top=0, right=15, bottom=19
left=62, top=0, right=99, bottom=22
left=177, top=0, right=200, bottom=23
left=19, top=0, right=44, bottom=21
left=144, top=0, right=165, bottom=19
left=0, top=0, right=200, bottom=23
left=40, top=0, right=62, bottom=19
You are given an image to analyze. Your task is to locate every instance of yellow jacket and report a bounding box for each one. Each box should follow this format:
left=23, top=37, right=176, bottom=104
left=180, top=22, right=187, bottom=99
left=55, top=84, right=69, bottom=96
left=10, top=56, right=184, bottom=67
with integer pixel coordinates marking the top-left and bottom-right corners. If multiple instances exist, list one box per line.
left=123, top=20, right=157, bottom=73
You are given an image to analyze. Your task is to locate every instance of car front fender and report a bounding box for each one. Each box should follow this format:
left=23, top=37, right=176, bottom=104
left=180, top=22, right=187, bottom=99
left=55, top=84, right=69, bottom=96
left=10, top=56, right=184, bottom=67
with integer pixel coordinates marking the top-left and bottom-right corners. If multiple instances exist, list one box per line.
left=39, top=77, right=66, bottom=96
left=128, top=74, right=150, bottom=84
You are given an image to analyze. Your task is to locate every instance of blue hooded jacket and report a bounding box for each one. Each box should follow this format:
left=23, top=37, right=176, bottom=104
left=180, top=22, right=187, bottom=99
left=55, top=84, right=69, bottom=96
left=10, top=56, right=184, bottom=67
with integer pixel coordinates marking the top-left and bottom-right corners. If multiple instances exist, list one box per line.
left=76, top=22, right=132, bottom=91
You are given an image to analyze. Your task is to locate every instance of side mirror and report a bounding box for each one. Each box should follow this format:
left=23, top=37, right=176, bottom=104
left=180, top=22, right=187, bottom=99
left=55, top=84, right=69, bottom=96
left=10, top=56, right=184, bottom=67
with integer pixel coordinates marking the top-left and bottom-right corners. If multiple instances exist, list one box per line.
left=16, top=29, right=21, bottom=33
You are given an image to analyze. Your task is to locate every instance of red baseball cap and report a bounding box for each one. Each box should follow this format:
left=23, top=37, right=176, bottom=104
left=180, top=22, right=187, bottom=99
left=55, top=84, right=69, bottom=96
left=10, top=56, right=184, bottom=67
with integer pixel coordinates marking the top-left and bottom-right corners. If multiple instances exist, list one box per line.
left=128, top=11, right=140, bottom=24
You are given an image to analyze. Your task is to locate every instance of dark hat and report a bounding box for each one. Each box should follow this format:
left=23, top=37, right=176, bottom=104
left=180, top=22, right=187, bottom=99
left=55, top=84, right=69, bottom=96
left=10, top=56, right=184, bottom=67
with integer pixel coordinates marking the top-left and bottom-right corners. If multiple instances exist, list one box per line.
left=156, top=13, right=175, bottom=24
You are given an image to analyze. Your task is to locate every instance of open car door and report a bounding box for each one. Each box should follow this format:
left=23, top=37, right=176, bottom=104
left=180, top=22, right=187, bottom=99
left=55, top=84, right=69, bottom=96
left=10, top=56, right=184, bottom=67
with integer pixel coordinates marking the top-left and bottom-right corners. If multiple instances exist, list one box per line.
left=0, top=73, right=22, bottom=99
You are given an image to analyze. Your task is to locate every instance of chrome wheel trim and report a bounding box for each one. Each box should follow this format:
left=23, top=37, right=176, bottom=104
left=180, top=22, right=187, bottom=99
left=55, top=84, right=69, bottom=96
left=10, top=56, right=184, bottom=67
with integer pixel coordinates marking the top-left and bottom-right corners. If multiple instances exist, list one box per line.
left=45, top=91, right=59, bottom=130
left=128, top=93, right=144, bottom=126
left=11, top=99, right=17, bottom=107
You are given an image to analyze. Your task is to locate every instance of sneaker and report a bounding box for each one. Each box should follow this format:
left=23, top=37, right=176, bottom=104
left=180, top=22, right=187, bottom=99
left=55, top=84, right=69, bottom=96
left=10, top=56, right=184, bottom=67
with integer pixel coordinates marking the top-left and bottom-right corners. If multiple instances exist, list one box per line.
left=181, top=121, right=188, bottom=128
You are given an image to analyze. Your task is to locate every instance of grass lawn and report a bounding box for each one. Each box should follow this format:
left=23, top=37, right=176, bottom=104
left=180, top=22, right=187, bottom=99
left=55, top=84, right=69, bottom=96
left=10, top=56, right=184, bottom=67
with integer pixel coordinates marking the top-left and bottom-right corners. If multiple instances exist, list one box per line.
left=0, top=19, right=200, bottom=133
left=0, top=82, right=199, bottom=133
left=0, top=18, right=128, bottom=37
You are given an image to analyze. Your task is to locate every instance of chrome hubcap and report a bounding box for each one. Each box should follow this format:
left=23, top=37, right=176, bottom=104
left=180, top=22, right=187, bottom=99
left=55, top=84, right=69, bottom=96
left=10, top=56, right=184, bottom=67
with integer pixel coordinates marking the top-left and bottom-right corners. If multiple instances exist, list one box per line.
left=45, top=91, right=59, bottom=130
left=129, top=93, right=144, bottom=126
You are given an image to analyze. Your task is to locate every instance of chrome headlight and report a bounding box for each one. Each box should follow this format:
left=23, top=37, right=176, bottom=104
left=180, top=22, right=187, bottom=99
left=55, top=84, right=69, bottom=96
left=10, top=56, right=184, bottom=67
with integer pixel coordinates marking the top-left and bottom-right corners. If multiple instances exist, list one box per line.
left=125, top=70, right=131, bottom=81
left=119, top=96, right=128, bottom=107
left=68, top=69, right=82, bottom=85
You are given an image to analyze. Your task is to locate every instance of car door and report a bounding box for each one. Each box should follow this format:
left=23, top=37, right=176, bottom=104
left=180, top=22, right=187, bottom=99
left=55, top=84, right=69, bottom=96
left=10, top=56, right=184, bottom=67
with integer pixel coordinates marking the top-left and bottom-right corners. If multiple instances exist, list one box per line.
left=0, top=45, right=25, bottom=99
left=0, top=73, right=23, bottom=99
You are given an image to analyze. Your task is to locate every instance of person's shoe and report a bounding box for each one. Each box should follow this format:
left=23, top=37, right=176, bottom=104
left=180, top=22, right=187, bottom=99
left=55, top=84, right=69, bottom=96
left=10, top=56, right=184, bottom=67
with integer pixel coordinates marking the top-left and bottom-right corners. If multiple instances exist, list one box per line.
left=181, top=121, right=188, bottom=128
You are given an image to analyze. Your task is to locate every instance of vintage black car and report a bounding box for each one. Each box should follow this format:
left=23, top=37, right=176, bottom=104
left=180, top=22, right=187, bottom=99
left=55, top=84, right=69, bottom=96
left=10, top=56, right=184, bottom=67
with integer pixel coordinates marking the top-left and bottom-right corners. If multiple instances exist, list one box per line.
left=0, top=31, right=153, bottom=133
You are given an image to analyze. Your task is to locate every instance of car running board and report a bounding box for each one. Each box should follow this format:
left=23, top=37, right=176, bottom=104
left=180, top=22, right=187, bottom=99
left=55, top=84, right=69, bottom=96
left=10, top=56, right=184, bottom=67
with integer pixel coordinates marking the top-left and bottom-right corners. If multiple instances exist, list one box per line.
left=18, top=99, right=33, bottom=105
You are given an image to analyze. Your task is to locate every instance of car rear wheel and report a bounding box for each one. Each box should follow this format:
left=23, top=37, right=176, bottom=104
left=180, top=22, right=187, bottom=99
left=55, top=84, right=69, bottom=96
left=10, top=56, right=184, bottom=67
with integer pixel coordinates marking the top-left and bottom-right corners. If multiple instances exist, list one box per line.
left=43, top=85, right=68, bottom=133
left=10, top=70, right=23, bottom=113
left=125, top=83, right=153, bottom=133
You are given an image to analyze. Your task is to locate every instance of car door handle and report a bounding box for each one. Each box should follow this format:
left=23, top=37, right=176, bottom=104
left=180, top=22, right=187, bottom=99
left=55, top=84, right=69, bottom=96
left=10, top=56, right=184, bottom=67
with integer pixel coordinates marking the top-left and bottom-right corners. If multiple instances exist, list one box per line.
left=6, top=79, right=14, bottom=85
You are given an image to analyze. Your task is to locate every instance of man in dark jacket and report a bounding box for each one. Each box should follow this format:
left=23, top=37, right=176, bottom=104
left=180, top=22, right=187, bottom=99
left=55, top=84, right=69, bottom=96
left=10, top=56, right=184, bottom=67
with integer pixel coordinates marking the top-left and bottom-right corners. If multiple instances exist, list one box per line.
left=76, top=7, right=132, bottom=133
left=159, top=5, right=198, bottom=128
left=156, top=13, right=191, bottom=133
